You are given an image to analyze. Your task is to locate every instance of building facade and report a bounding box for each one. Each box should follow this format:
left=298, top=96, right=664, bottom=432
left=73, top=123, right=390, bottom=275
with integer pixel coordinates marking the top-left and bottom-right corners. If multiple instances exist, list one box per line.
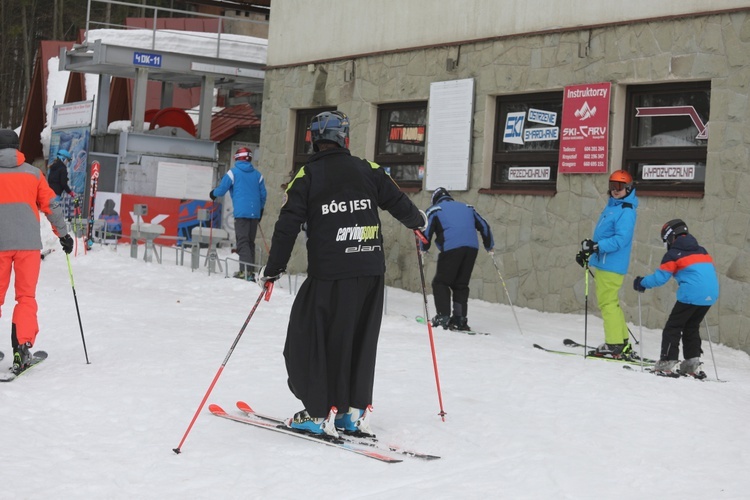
left=259, top=1, right=750, bottom=352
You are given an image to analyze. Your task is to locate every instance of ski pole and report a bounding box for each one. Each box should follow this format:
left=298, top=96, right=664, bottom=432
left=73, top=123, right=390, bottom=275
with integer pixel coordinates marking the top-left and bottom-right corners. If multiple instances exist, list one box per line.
left=413, top=230, right=446, bottom=422
left=489, top=253, right=523, bottom=335
left=173, top=281, right=274, bottom=454
left=583, top=261, right=590, bottom=359
left=703, top=317, right=721, bottom=381
left=637, top=293, right=644, bottom=372
left=65, top=254, right=90, bottom=364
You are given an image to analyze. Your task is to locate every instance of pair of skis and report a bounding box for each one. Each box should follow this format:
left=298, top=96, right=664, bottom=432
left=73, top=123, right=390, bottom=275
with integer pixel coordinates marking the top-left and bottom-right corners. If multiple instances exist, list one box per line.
left=209, top=401, right=440, bottom=463
left=414, top=315, right=489, bottom=336
left=85, top=161, right=101, bottom=250
left=533, top=338, right=657, bottom=366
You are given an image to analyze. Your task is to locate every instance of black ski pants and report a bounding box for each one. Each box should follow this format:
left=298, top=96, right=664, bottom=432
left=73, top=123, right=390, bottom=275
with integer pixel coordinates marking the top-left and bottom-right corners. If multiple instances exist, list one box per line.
left=661, top=301, right=711, bottom=361
left=284, top=275, right=384, bottom=418
left=234, top=218, right=258, bottom=274
left=432, top=246, right=478, bottom=318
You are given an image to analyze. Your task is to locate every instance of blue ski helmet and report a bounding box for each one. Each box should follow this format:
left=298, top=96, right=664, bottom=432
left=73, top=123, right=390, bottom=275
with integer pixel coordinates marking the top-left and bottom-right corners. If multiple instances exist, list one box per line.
left=57, top=149, right=73, bottom=161
left=309, top=111, right=349, bottom=151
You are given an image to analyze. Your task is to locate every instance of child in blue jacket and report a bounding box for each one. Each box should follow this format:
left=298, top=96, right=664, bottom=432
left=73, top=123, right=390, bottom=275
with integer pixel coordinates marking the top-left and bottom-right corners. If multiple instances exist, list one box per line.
left=633, top=219, right=719, bottom=378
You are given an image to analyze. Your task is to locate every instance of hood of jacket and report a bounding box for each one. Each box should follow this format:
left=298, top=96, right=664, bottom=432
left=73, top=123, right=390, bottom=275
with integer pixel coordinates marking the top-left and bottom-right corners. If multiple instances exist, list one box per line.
left=0, top=148, right=23, bottom=168
left=607, top=188, right=639, bottom=209
left=234, top=160, right=256, bottom=173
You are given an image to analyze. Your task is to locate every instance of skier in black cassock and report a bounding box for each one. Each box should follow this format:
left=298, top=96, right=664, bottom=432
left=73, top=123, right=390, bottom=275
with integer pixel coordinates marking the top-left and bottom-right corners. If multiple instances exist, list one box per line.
left=261, top=111, right=425, bottom=437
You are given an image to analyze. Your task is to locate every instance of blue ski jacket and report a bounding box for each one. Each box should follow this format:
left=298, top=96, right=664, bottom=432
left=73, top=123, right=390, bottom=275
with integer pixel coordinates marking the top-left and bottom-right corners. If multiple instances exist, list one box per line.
left=213, top=160, right=267, bottom=219
left=640, top=234, right=719, bottom=306
left=588, top=189, right=638, bottom=275
left=421, top=199, right=494, bottom=253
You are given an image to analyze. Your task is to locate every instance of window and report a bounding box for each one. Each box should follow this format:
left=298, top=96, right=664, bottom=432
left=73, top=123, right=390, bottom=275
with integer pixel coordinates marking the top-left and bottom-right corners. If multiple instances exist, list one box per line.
left=492, top=91, right=563, bottom=193
left=623, top=82, right=710, bottom=196
left=374, top=102, right=427, bottom=189
left=288, top=106, right=336, bottom=187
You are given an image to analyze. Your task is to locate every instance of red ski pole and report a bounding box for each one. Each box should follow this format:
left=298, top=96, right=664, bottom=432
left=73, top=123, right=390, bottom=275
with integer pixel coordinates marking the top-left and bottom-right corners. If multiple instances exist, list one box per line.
left=413, top=230, right=446, bottom=421
left=173, top=281, right=274, bottom=454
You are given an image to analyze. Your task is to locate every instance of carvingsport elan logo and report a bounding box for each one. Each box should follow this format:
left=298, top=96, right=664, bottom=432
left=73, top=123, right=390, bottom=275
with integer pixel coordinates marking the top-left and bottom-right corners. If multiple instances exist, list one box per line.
left=336, top=224, right=382, bottom=253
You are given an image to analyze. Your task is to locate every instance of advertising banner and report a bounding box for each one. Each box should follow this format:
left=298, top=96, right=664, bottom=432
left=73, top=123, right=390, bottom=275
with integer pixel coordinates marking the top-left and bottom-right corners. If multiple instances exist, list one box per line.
left=558, top=82, right=611, bottom=174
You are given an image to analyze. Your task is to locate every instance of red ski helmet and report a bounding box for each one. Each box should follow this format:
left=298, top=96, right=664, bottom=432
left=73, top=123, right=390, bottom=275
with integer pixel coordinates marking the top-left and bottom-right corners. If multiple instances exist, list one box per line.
left=234, top=147, right=252, bottom=162
left=608, top=169, right=633, bottom=195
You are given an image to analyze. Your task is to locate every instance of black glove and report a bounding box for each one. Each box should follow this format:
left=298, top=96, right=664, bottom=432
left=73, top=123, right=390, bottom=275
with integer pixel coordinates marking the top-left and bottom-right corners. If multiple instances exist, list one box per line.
left=581, top=239, right=598, bottom=255
left=59, top=234, right=74, bottom=254
left=575, top=251, right=588, bottom=268
left=633, top=276, right=646, bottom=293
left=209, top=190, right=216, bottom=201
left=259, top=265, right=282, bottom=284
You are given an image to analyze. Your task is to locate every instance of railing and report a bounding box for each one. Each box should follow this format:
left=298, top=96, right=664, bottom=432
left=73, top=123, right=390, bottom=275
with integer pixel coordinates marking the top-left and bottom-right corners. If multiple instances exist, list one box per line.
left=77, top=221, right=389, bottom=305
left=82, top=0, right=268, bottom=59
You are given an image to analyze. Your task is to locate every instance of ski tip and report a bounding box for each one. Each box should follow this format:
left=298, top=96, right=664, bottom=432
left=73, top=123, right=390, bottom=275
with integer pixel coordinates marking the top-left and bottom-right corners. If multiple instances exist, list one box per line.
left=236, top=401, right=252, bottom=413
left=208, top=404, right=226, bottom=415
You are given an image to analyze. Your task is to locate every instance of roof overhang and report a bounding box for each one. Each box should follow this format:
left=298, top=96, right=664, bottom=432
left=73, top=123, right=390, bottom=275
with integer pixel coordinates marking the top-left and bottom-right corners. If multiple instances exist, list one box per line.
left=61, top=38, right=265, bottom=92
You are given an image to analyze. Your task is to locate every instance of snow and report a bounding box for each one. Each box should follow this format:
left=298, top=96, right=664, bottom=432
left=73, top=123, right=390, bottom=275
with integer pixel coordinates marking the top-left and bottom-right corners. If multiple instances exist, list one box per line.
left=3, top=227, right=750, bottom=499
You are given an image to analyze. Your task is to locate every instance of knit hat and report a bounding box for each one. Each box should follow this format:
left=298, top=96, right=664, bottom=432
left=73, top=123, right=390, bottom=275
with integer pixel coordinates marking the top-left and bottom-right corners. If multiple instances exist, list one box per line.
left=0, top=129, right=19, bottom=149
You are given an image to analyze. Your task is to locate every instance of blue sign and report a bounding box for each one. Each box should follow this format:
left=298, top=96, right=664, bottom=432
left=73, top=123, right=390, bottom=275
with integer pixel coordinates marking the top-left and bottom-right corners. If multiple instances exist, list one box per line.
left=503, top=112, right=525, bottom=145
left=133, top=52, right=163, bottom=68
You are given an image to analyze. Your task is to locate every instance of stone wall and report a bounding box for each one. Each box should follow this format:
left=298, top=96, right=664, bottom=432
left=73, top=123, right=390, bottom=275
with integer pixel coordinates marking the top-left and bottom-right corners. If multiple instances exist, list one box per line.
left=258, top=12, right=750, bottom=353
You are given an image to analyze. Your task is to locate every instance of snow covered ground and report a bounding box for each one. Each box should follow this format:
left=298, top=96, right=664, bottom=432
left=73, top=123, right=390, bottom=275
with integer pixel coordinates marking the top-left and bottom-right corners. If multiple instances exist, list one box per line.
left=2, top=235, right=750, bottom=499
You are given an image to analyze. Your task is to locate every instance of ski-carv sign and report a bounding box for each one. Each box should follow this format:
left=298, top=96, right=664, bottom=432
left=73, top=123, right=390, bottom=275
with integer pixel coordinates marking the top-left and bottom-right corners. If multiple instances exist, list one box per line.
left=558, top=82, right=612, bottom=174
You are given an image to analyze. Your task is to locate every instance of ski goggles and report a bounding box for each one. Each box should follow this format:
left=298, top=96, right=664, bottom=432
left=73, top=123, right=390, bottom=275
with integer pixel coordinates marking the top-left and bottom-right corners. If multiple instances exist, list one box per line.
left=609, top=181, right=628, bottom=192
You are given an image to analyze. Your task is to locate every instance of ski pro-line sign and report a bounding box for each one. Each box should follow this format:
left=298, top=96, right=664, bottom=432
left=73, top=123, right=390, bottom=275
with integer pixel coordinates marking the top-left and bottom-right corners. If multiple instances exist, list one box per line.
left=558, top=82, right=611, bottom=174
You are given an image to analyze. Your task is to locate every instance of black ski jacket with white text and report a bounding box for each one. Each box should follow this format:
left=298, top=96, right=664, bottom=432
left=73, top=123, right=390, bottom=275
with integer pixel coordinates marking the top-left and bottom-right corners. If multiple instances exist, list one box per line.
left=265, top=148, right=423, bottom=280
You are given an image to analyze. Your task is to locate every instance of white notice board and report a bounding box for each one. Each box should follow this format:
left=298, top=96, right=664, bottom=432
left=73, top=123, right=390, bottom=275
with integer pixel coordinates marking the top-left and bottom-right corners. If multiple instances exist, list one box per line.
left=425, top=78, right=474, bottom=191
left=156, top=161, right=214, bottom=200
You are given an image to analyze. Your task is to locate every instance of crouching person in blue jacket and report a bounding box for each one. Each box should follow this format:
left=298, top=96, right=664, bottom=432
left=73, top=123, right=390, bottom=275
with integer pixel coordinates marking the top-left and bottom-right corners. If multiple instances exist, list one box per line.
left=420, top=187, right=494, bottom=332
left=633, top=219, right=719, bottom=378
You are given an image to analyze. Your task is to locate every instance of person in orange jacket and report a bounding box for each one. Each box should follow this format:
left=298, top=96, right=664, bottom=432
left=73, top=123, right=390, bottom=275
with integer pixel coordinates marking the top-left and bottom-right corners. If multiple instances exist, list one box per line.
left=0, top=129, right=73, bottom=374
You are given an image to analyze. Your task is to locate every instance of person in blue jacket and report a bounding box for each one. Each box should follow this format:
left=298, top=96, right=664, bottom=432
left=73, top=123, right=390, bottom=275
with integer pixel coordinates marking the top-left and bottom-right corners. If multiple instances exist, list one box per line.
left=633, top=219, right=719, bottom=378
left=420, top=187, right=494, bottom=332
left=577, top=170, right=638, bottom=359
left=210, top=147, right=267, bottom=280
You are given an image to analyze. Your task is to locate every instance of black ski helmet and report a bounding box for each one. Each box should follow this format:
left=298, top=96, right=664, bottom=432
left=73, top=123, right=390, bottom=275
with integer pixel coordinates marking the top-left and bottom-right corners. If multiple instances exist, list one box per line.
left=661, top=219, right=689, bottom=247
left=309, top=111, right=349, bottom=151
left=431, top=187, right=453, bottom=205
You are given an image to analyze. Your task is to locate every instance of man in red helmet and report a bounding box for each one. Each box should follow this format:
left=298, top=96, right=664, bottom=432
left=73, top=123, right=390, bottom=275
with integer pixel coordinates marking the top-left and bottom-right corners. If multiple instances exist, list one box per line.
left=210, top=147, right=267, bottom=281
left=577, top=169, right=639, bottom=359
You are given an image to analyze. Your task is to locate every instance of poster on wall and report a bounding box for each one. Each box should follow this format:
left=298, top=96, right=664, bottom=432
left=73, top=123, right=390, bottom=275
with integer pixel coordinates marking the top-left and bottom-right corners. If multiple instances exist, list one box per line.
left=50, top=100, right=94, bottom=218
left=425, top=78, right=474, bottom=191
left=49, top=127, right=91, bottom=218
left=155, top=161, right=214, bottom=200
left=558, top=82, right=611, bottom=174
